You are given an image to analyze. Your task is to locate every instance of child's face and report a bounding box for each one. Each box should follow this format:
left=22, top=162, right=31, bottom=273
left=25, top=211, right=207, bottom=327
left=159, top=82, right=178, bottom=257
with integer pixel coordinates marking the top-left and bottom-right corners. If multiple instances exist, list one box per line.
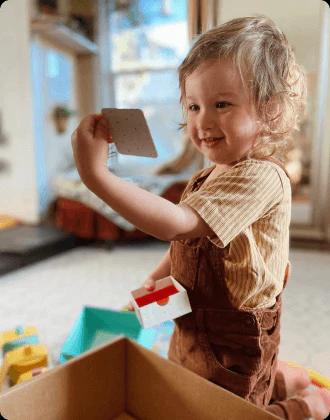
left=184, top=58, right=260, bottom=169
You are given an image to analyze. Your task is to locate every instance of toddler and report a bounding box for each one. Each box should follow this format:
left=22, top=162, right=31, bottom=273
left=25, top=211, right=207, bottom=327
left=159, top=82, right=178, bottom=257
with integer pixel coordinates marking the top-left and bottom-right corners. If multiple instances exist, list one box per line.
left=72, top=15, right=330, bottom=420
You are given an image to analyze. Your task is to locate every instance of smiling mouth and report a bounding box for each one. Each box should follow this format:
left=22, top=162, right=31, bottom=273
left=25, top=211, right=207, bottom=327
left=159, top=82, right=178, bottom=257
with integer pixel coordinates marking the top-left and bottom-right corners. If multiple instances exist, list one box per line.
left=201, top=137, right=225, bottom=146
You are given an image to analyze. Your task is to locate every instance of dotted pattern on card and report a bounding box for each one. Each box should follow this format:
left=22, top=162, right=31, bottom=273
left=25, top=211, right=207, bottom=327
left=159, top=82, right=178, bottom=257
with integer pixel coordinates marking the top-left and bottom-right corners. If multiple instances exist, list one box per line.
left=102, top=108, right=158, bottom=158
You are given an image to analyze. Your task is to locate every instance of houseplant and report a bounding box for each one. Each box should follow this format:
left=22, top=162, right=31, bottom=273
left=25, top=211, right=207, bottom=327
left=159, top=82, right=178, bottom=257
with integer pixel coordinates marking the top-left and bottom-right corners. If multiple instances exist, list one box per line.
left=53, top=105, right=76, bottom=134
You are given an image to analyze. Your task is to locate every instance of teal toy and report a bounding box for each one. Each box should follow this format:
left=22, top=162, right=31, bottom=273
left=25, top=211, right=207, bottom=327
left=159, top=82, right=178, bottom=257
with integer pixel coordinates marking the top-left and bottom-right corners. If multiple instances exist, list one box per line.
left=60, top=306, right=174, bottom=363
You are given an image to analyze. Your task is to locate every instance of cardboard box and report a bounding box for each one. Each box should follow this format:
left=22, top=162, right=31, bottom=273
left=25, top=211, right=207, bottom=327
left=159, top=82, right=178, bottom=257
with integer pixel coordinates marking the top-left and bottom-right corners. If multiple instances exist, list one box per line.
left=0, top=337, right=277, bottom=420
left=130, top=276, right=192, bottom=328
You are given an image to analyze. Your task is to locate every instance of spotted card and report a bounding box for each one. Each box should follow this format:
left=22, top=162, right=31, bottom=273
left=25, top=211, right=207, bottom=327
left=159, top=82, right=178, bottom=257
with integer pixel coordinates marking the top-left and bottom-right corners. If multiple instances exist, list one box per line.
left=101, top=108, right=158, bottom=158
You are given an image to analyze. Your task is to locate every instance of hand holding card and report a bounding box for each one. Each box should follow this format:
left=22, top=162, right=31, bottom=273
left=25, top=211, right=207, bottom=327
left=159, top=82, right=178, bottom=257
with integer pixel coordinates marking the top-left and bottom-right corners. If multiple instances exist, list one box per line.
left=102, top=108, right=158, bottom=158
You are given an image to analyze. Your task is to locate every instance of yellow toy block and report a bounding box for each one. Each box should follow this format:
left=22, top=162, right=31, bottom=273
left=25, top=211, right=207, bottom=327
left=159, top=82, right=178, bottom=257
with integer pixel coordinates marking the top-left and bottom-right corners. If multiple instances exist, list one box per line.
left=0, top=326, right=39, bottom=353
left=5, top=344, right=48, bottom=385
left=288, top=362, right=330, bottom=389
left=16, top=367, right=48, bottom=384
left=0, top=326, right=49, bottom=390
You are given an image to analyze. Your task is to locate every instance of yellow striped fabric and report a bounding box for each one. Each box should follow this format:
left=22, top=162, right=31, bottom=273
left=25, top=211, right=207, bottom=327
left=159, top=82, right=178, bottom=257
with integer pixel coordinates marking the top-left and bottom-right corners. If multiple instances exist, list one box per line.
left=182, top=159, right=291, bottom=309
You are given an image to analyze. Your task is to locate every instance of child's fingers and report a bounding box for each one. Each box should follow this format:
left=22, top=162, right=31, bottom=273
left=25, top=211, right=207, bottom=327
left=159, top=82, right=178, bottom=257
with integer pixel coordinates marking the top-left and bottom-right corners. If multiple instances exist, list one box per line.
left=144, top=278, right=156, bottom=291
left=127, top=301, right=135, bottom=311
left=95, top=116, right=112, bottom=142
left=76, top=114, right=101, bottom=135
left=94, top=118, right=105, bottom=135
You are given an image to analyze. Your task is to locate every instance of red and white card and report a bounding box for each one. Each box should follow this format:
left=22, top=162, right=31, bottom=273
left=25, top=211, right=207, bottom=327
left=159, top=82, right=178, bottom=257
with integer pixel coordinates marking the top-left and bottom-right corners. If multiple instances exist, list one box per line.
left=130, top=276, right=192, bottom=328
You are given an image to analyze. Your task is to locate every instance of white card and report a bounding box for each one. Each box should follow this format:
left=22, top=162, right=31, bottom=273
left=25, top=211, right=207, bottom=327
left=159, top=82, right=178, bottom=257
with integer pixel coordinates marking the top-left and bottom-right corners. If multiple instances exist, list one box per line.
left=102, top=108, right=158, bottom=158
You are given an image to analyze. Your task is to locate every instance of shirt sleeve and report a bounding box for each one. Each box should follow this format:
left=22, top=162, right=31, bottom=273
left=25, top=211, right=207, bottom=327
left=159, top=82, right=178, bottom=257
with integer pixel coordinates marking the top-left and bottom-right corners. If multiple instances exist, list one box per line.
left=181, top=161, right=284, bottom=248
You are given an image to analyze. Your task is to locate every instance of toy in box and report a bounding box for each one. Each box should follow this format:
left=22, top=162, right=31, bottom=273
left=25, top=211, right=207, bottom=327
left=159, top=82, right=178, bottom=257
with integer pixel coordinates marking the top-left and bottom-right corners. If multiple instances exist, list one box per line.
left=130, top=276, right=192, bottom=328
left=0, top=326, right=48, bottom=388
left=59, top=306, right=175, bottom=363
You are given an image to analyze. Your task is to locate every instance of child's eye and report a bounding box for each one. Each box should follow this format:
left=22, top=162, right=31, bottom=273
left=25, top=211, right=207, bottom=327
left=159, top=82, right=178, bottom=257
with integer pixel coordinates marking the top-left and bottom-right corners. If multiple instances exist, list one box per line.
left=188, top=104, right=199, bottom=112
left=216, top=101, right=231, bottom=109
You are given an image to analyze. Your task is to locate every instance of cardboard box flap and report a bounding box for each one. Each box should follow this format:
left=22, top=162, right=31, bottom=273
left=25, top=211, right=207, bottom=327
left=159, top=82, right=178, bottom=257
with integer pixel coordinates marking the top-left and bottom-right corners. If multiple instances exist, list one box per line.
left=0, top=337, right=127, bottom=420
left=126, top=340, right=278, bottom=420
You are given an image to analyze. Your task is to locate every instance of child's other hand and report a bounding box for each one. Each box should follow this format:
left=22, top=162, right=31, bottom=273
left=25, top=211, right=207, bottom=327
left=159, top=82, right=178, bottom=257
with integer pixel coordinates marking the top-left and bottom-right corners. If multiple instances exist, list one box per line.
left=127, top=277, right=156, bottom=311
left=71, top=114, right=112, bottom=185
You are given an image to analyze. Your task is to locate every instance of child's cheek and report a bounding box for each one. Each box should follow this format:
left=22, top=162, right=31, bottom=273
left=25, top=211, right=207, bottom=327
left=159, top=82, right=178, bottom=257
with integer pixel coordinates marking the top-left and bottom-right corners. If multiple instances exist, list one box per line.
left=230, top=113, right=256, bottom=136
left=186, top=120, right=195, bottom=138
left=237, top=124, right=259, bottom=147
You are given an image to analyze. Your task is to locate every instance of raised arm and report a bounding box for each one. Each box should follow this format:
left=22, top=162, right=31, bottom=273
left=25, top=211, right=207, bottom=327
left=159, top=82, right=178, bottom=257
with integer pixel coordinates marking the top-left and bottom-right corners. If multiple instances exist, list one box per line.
left=71, top=114, right=213, bottom=242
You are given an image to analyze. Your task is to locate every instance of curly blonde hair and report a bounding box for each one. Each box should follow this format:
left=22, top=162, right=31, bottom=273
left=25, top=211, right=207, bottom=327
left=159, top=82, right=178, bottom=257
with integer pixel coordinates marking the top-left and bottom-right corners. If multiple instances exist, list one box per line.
left=179, top=15, right=307, bottom=159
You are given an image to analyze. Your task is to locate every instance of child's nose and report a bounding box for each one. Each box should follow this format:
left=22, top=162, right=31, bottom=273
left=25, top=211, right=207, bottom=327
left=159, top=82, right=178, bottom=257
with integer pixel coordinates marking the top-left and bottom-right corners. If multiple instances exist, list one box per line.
left=197, top=110, right=216, bottom=131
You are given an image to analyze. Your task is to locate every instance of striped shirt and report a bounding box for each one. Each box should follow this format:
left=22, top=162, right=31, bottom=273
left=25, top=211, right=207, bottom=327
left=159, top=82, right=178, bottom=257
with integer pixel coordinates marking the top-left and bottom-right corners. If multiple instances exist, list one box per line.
left=181, top=159, right=291, bottom=309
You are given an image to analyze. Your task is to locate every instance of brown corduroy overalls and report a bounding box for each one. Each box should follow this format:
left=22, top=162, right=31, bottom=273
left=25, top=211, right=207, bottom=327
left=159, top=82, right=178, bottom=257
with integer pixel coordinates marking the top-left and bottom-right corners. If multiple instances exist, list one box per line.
left=168, top=236, right=281, bottom=407
left=168, top=160, right=311, bottom=419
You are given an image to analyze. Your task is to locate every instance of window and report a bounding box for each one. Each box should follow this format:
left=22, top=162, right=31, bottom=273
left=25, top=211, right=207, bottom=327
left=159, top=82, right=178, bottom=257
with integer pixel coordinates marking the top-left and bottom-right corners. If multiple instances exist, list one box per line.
left=108, top=0, right=189, bottom=167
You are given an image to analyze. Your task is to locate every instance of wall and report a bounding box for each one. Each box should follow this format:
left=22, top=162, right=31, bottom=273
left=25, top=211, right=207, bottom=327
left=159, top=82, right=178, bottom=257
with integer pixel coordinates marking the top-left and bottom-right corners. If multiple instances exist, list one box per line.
left=217, top=0, right=321, bottom=73
left=31, top=38, right=79, bottom=215
left=0, top=0, right=39, bottom=223
left=0, top=0, right=99, bottom=223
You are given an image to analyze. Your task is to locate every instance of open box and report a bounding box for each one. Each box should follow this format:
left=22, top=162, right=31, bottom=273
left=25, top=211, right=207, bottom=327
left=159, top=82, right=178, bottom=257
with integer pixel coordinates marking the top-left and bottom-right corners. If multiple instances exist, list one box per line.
left=0, top=337, right=277, bottom=419
left=59, top=306, right=174, bottom=363
left=130, top=276, right=192, bottom=328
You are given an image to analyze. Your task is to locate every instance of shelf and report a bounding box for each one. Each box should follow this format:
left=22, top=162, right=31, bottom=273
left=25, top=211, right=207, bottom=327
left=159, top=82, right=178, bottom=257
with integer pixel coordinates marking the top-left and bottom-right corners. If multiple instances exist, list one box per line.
left=31, top=20, right=98, bottom=55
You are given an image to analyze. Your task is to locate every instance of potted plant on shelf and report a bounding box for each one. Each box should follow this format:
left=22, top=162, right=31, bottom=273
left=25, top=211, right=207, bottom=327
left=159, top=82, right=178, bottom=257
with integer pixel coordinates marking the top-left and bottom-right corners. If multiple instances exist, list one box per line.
left=53, top=105, right=76, bottom=134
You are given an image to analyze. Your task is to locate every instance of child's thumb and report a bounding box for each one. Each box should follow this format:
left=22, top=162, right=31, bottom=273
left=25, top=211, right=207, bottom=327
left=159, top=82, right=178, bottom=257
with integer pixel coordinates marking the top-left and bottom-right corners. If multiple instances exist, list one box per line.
left=95, top=116, right=111, bottom=141
left=144, top=278, right=156, bottom=290
left=127, top=301, right=135, bottom=311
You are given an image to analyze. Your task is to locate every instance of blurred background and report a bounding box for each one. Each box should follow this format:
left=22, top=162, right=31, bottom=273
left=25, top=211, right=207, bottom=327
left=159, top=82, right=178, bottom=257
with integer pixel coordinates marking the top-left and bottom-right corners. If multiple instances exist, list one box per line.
left=0, top=0, right=329, bottom=245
